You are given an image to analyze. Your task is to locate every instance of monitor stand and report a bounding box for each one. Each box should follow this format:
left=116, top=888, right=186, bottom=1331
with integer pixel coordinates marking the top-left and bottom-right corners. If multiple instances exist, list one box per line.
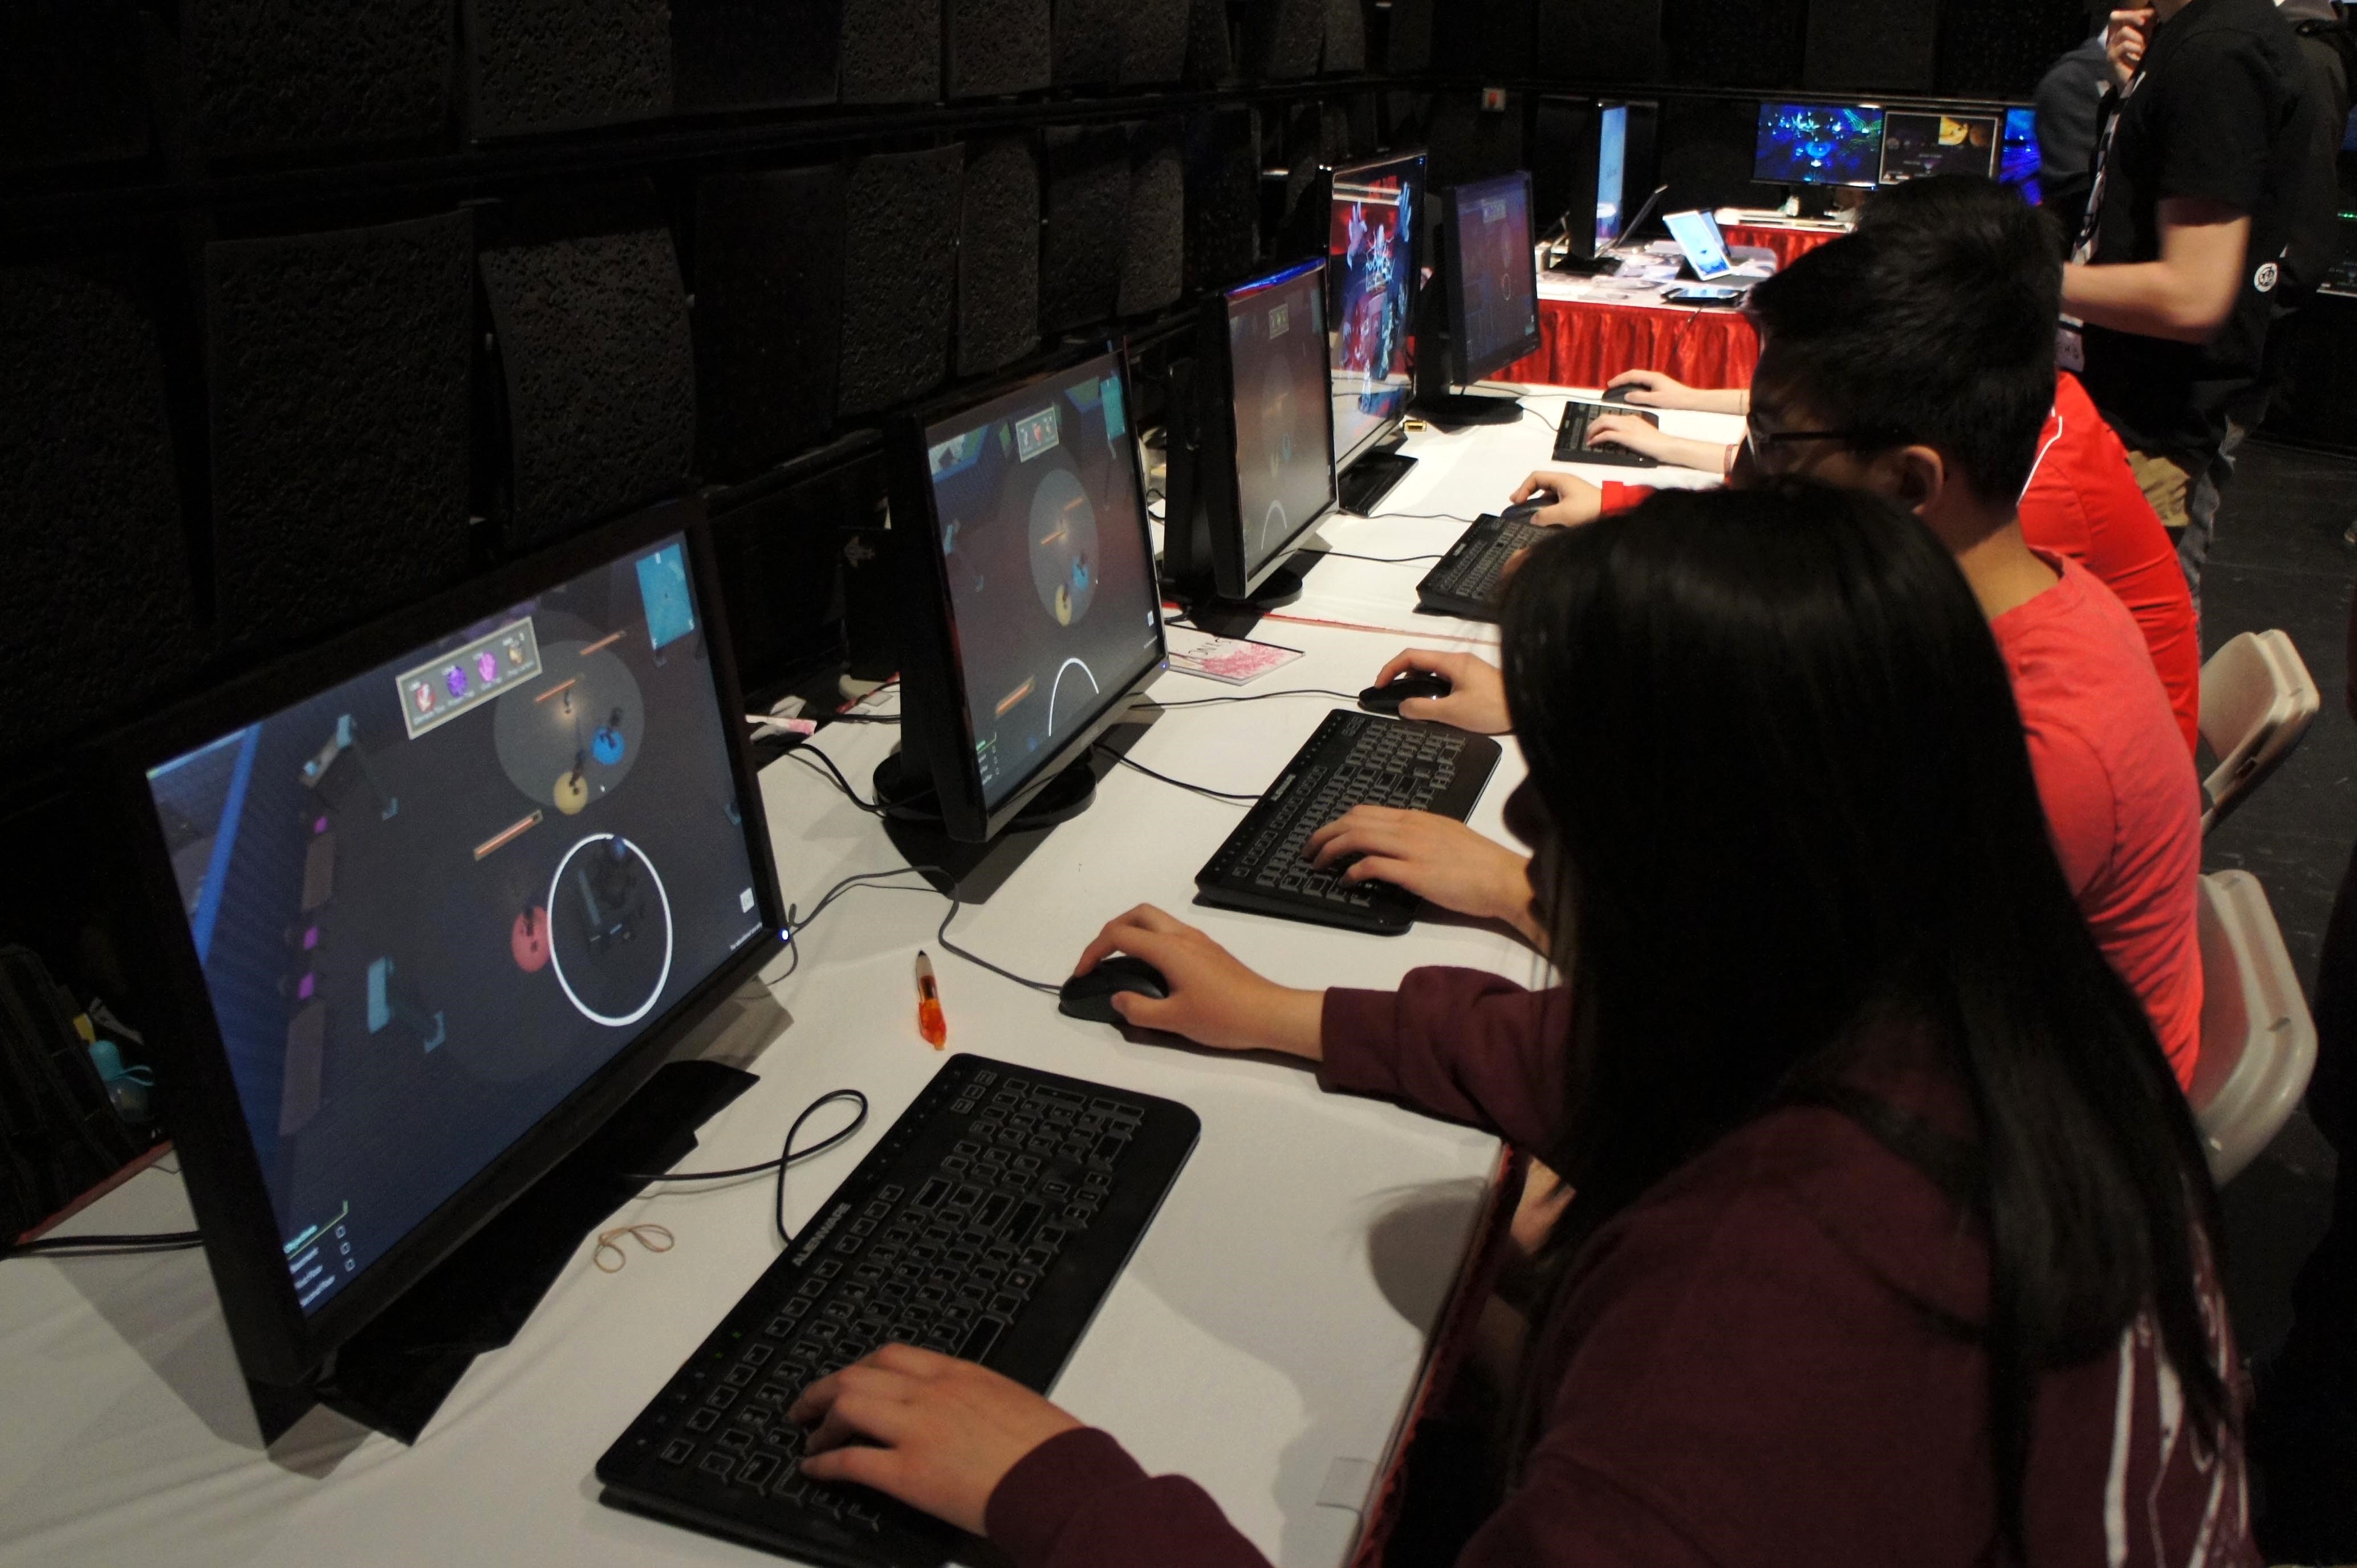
left=1411, top=390, right=1526, bottom=431
left=871, top=750, right=1099, bottom=838
left=1178, top=560, right=1307, bottom=617
left=1547, top=250, right=1619, bottom=276
left=1337, top=445, right=1417, bottom=517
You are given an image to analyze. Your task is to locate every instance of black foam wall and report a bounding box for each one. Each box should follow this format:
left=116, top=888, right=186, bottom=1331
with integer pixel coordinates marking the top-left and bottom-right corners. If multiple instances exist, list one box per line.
left=1121, top=0, right=1193, bottom=85
left=841, top=0, right=942, bottom=102
left=1120, top=119, right=1186, bottom=317
left=0, top=1, right=149, bottom=173
left=673, top=0, right=844, bottom=112
left=1434, top=0, right=1533, bottom=78
left=1663, top=0, right=1805, bottom=89
left=1243, top=0, right=1324, bottom=81
left=466, top=0, right=672, bottom=136
left=1055, top=0, right=1127, bottom=86
left=0, top=263, right=198, bottom=757
left=1806, top=0, right=1936, bottom=93
left=186, top=0, right=451, bottom=154
left=480, top=228, right=697, bottom=548
left=838, top=145, right=961, bottom=416
left=1656, top=95, right=1772, bottom=215
left=1185, top=0, right=1235, bottom=83
left=1939, top=0, right=2088, bottom=97
left=206, top=213, right=474, bottom=650
left=1535, top=0, right=1664, bottom=82
left=1384, top=0, right=1433, bottom=73
left=1323, top=0, right=1366, bottom=73
left=948, top=0, right=1050, bottom=99
left=1042, top=124, right=1132, bottom=332
left=958, top=134, right=1042, bottom=377
left=1184, top=106, right=1261, bottom=295
left=692, top=166, right=846, bottom=480
left=1425, top=91, right=1526, bottom=190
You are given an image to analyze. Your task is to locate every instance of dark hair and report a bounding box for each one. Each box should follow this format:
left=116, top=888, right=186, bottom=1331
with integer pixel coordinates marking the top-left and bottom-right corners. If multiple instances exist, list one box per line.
left=1498, top=482, right=2226, bottom=1559
left=1746, top=176, right=2061, bottom=504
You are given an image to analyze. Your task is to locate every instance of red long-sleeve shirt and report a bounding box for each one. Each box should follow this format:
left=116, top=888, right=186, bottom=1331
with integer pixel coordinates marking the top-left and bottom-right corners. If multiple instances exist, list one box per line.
left=985, top=971, right=2254, bottom=1568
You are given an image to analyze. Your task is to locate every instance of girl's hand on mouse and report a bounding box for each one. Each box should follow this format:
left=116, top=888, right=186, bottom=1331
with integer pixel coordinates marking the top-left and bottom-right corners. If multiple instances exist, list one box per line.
left=1509, top=472, right=1604, bottom=528
left=1072, top=907, right=1325, bottom=1059
left=1371, top=650, right=1511, bottom=732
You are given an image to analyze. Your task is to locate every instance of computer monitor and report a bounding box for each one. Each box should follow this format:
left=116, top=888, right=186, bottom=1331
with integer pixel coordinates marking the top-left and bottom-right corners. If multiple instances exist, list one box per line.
left=1325, top=151, right=1425, bottom=478
left=111, top=500, right=783, bottom=1391
left=1753, top=101, right=1886, bottom=188
left=1664, top=209, right=1737, bottom=282
left=1999, top=105, right=2042, bottom=205
left=1444, top=172, right=1543, bottom=385
left=1164, top=258, right=1342, bottom=608
left=1880, top=111, right=2000, bottom=184
left=1535, top=99, right=1641, bottom=272
left=879, top=347, right=1167, bottom=844
left=1594, top=105, right=1631, bottom=253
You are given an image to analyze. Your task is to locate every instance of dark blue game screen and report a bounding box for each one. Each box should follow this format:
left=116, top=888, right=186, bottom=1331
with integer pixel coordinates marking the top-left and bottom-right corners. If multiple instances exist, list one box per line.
left=144, top=534, right=766, bottom=1316
left=2000, top=106, right=2042, bottom=206
left=1754, top=103, right=1885, bottom=187
left=925, top=357, right=1164, bottom=811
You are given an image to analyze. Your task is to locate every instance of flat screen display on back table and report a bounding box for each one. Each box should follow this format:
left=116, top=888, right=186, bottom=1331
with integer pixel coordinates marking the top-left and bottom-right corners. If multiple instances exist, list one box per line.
left=1754, top=102, right=1886, bottom=186
left=924, top=358, right=1163, bottom=811
left=140, top=533, right=765, bottom=1317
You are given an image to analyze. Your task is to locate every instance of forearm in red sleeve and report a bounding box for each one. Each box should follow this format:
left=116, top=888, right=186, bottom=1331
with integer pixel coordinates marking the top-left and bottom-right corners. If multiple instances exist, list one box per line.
left=1318, top=969, right=1572, bottom=1149
left=1600, top=482, right=1655, bottom=515
left=987, top=1428, right=1272, bottom=1568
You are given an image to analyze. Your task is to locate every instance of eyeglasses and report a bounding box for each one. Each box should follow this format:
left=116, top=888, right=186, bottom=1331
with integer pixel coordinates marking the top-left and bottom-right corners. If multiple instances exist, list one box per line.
left=1742, top=414, right=1913, bottom=474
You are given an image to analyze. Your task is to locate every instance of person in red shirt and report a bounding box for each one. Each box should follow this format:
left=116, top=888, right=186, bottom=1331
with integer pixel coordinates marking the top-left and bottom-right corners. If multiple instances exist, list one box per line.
left=785, top=484, right=2252, bottom=1567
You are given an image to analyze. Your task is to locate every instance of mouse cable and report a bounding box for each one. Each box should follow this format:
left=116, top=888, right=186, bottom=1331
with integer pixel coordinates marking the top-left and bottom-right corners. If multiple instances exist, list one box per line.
left=1332, top=510, right=1480, bottom=526
left=2, top=1229, right=204, bottom=1259
left=1095, top=743, right=1260, bottom=804
left=622, top=1088, right=871, bottom=1248
left=1308, top=549, right=1445, bottom=565
left=1127, top=688, right=1363, bottom=711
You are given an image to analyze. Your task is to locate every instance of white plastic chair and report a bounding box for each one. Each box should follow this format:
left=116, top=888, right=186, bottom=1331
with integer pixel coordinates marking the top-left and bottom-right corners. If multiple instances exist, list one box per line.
left=2188, top=870, right=2318, bottom=1185
left=2198, top=630, right=2321, bottom=834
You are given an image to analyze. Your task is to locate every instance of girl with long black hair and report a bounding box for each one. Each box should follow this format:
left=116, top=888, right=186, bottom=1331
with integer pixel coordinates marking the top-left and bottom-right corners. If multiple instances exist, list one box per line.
left=787, top=482, right=2253, bottom=1566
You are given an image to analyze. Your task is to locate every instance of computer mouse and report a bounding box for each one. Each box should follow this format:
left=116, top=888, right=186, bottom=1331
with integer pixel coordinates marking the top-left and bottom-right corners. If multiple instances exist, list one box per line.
left=1501, top=499, right=1550, bottom=526
left=1359, top=674, right=1453, bottom=716
left=1058, top=956, right=1171, bottom=1025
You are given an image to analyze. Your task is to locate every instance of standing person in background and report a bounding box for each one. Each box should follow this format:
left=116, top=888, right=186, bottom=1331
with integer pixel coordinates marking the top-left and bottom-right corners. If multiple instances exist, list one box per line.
left=2060, top=0, right=2310, bottom=613
left=2238, top=0, right=2354, bottom=427
left=2039, top=7, right=2125, bottom=237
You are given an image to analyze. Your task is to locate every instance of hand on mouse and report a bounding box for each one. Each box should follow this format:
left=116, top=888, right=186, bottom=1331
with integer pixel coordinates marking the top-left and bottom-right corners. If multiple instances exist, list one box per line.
left=1306, top=808, right=1546, bottom=945
left=1603, top=370, right=1749, bottom=415
left=1372, top=650, right=1511, bottom=733
left=1071, top=906, right=1324, bottom=1058
left=1508, top=472, right=1604, bottom=528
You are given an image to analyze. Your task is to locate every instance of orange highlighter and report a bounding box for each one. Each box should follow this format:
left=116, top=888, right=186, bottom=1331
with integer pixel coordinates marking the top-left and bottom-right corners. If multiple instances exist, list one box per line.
left=914, top=950, right=948, bottom=1049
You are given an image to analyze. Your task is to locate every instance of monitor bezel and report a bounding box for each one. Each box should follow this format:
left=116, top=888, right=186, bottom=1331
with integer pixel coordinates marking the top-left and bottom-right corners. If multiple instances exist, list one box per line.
left=1444, top=170, right=1545, bottom=386
left=883, top=343, right=1169, bottom=844
left=1878, top=109, right=2001, bottom=185
left=1197, top=258, right=1342, bottom=600
left=96, top=497, right=787, bottom=1390
left=1751, top=100, right=1889, bottom=190
left=1324, top=149, right=1429, bottom=474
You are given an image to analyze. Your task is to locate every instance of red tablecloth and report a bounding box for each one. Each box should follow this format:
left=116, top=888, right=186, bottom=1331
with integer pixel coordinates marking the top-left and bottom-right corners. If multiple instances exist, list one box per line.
left=1505, top=296, right=1761, bottom=392
left=1722, top=222, right=1844, bottom=269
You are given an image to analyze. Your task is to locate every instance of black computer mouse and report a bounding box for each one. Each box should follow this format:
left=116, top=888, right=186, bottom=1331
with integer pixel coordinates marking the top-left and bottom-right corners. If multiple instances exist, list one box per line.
left=1359, top=673, right=1453, bottom=716
left=1058, top=956, right=1172, bottom=1025
left=1501, top=499, right=1550, bottom=526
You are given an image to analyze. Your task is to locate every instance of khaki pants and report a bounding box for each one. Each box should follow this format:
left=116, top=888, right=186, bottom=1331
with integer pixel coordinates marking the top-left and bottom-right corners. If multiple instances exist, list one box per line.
left=2126, top=423, right=2246, bottom=616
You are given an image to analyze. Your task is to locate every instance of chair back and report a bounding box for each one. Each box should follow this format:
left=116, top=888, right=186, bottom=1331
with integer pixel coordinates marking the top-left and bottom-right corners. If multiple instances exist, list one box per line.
left=2188, top=870, right=2318, bottom=1184
left=2199, top=631, right=2320, bottom=833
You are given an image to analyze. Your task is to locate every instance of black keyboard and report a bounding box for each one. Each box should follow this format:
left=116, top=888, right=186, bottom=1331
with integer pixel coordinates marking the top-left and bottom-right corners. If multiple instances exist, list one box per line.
left=1553, top=400, right=1661, bottom=467
left=1415, top=512, right=1548, bottom=622
left=1196, top=710, right=1501, bottom=934
left=596, top=1056, right=1199, bottom=1568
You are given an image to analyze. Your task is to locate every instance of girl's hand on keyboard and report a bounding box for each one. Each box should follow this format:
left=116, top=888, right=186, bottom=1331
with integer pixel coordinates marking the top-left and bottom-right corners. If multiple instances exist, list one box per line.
left=792, top=1344, right=1080, bottom=1535
left=1371, top=649, right=1511, bottom=732
left=1306, top=808, right=1545, bottom=946
left=1071, top=906, right=1326, bottom=1060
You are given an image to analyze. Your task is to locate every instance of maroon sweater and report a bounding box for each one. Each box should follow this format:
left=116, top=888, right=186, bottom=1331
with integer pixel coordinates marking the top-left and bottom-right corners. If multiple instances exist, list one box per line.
left=986, top=968, right=2256, bottom=1568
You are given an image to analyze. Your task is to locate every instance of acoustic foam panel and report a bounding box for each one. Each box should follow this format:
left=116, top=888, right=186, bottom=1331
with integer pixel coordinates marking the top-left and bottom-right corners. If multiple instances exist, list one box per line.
left=1535, top=0, right=1663, bottom=82
left=958, top=134, right=1042, bottom=377
left=946, top=0, right=1047, bottom=99
left=1184, top=0, right=1234, bottom=83
left=842, top=0, right=942, bottom=101
left=1184, top=106, right=1260, bottom=294
left=1939, top=0, right=2087, bottom=97
left=673, top=0, right=843, bottom=112
left=1323, top=0, right=1365, bottom=73
left=1425, top=90, right=1526, bottom=191
left=0, top=263, right=197, bottom=755
left=479, top=229, right=696, bottom=548
left=1120, top=0, right=1192, bottom=85
left=1434, top=0, right=1532, bottom=78
left=1243, top=0, right=1324, bottom=81
left=692, top=166, right=845, bottom=480
left=1384, top=0, right=1432, bottom=74
left=1663, top=0, right=1803, bottom=89
left=1120, top=120, right=1185, bottom=318
left=1656, top=95, right=1773, bottom=216
left=1054, top=0, right=1125, bottom=86
left=466, top=0, right=671, bottom=137
left=1042, top=124, right=1131, bottom=333
left=838, top=145, right=961, bottom=417
left=0, top=1, right=149, bottom=173
left=206, top=213, right=473, bottom=650
left=1805, top=0, right=1935, bottom=93
left=186, top=0, right=450, bottom=154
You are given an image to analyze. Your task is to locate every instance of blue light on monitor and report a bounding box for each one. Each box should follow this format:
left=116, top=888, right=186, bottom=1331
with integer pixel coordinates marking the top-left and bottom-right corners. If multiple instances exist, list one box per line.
left=1596, top=105, right=1629, bottom=251
left=2000, top=106, right=2042, bottom=205
left=1754, top=102, right=1885, bottom=188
